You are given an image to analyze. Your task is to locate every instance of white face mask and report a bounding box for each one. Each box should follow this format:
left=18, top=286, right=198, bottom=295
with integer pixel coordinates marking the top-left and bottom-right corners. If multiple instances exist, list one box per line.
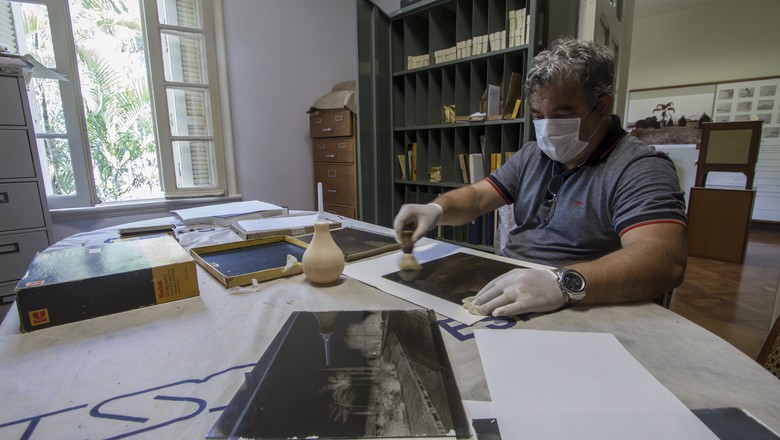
left=533, top=106, right=600, bottom=163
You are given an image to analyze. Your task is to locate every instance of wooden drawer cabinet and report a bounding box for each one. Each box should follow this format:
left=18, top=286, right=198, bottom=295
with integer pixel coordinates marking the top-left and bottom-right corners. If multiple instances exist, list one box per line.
left=0, top=62, right=52, bottom=313
left=310, top=109, right=358, bottom=219
left=309, top=108, right=353, bottom=138
left=314, top=163, right=357, bottom=208
left=312, top=138, right=355, bottom=163
left=323, top=204, right=355, bottom=219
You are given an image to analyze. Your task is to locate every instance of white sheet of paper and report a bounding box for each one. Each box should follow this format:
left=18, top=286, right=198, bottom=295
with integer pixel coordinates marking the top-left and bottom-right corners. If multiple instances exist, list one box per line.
left=474, top=329, right=719, bottom=440
left=463, top=400, right=495, bottom=420
left=172, top=200, right=284, bottom=221
left=343, top=241, right=549, bottom=325
left=236, top=214, right=319, bottom=232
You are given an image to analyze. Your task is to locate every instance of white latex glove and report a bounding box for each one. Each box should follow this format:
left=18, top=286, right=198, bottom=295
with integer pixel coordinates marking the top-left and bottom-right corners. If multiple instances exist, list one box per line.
left=472, top=268, right=565, bottom=316
left=393, top=203, right=444, bottom=243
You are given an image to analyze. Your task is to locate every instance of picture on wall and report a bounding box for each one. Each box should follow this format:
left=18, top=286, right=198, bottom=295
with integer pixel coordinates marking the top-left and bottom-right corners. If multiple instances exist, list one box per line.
left=626, top=84, right=716, bottom=145
left=712, top=77, right=780, bottom=222
left=714, top=78, right=780, bottom=145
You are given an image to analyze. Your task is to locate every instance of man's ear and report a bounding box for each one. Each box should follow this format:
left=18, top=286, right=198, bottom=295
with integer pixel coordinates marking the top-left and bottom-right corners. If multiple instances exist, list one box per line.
left=597, top=94, right=614, bottom=116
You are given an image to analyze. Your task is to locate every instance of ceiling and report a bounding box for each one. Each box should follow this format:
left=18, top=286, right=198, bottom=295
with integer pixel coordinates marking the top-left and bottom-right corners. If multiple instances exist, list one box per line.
left=633, top=0, right=731, bottom=20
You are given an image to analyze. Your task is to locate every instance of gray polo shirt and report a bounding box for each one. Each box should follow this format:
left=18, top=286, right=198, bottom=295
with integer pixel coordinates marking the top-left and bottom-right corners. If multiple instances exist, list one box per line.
left=485, top=116, right=687, bottom=268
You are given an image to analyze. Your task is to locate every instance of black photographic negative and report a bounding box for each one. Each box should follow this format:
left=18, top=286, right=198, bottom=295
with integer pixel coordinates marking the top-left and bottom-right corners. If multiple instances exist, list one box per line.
left=383, top=252, right=525, bottom=306
left=208, top=310, right=470, bottom=439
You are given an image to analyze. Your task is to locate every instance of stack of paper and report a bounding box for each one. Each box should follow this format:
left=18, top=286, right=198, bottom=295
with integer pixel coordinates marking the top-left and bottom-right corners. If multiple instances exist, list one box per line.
left=475, top=330, right=719, bottom=439
left=231, top=214, right=340, bottom=240
left=172, top=200, right=288, bottom=226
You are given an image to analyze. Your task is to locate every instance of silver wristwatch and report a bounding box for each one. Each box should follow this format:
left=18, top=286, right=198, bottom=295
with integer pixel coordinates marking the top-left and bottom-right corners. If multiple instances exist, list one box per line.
left=553, top=268, right=587, bottom=304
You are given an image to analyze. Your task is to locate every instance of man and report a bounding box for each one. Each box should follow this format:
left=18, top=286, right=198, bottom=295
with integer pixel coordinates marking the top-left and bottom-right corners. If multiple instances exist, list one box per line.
left=393, top=38, right=687, bottom=317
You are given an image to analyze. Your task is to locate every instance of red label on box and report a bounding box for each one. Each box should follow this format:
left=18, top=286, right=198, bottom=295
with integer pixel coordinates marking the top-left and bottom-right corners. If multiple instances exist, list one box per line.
left=29, top=309, right=50, bottom=326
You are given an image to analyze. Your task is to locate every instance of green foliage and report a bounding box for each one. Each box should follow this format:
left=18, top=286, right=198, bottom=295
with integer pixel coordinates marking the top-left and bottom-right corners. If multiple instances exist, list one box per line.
left=71, top=0, right=159, bottom=202
left=21, top=0, right=159, bottom=202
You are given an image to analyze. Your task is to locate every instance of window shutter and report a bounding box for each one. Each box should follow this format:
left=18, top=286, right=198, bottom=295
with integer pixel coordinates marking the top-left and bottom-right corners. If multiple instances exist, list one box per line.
left=0, top=1, right=18, bottom=53
left=145, top=0, right=226, bottom=196
left=173, top=0, right=211, bottom=186
left=176, top=0, right=209, bottom=184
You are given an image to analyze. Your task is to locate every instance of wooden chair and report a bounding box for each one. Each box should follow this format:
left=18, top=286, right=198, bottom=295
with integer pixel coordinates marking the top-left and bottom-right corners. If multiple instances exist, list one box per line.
left=757, top=314, right=780, bottom=379
left=694, top=120, right=763, bottom=189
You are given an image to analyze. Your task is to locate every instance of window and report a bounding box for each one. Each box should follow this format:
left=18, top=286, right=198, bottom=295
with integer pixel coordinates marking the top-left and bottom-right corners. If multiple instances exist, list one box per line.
left=0, top=0, right=229, bottom=209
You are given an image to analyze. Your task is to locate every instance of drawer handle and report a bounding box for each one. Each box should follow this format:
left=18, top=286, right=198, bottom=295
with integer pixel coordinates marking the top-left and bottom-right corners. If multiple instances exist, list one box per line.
left=0, top=243, right=20, bottom=255
left=325, top=154, right=337, bottom=159
left=327, top=189, right=338, bottom=193
left=322, top=127, right=333, bottom=132
left=0, top=192, right=8, bottom=203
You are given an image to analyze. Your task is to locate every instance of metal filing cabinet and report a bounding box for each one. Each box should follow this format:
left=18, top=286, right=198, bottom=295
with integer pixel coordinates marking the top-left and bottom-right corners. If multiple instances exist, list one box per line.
left=0, top=59, right=53, bottom=322
left=310, top=108, right=358, bottom=219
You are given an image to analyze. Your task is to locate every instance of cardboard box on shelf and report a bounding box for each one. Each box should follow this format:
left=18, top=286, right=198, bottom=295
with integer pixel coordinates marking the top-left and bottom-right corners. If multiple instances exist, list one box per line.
left=14, top=235, right=199, bottom=332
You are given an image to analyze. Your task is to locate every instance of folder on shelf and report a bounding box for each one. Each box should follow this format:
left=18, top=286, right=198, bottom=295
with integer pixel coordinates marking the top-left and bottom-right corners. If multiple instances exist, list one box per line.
left=468, top=216, right=484, bottom=245
left=458, top=153, right=470, bottom=183
left=486, top=84, right=502, bottom=120
left=411, top=142, right=418, bottom=180
left=490, top=153, right=501, bottom=173
left=397, top=154, right=407, bottom=179
left=503, top=72, right=524, bottom=119
left=468, top=153, right=485, bottom=183
left=484, top=210, right=495, bottom=247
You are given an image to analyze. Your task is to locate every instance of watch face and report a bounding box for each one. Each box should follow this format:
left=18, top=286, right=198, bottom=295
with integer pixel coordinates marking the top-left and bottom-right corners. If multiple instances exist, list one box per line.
left=562, top=271, right=585, bottom=292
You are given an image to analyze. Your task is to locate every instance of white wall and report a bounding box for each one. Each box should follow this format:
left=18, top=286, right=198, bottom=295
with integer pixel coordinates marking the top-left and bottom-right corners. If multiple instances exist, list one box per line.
left=627, top=0, right=780, bottom=92
left=223, top=0, right=358, bottom=212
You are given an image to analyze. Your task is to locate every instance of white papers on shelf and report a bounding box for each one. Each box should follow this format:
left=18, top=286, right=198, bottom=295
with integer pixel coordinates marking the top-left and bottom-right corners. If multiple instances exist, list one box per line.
left=406, top=53, right=430, bottom=70
left=508, top=8, right=528, bottom=47
left=474, top=329, right=719, bottom=440
left=434, top=46, right=457, bottom=64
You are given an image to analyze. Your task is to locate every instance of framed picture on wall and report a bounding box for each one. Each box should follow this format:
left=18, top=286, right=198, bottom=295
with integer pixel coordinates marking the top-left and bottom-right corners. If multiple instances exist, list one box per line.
left=626, top=84, right=716, bottom=145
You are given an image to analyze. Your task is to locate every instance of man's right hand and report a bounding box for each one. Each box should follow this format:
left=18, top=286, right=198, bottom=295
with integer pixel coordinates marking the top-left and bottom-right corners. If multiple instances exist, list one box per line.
left=393, top=203, right=444, bottom=243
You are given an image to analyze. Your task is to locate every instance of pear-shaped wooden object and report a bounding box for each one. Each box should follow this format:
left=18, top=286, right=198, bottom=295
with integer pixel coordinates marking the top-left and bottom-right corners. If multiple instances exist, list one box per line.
left=302, top=221, right=345, bottom=284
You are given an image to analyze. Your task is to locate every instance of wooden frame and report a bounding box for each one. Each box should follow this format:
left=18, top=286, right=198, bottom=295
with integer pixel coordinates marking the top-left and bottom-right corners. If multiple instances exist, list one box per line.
left=695, top=120, right=763, bottom=189
left=190, top=235, right=309, bottom=287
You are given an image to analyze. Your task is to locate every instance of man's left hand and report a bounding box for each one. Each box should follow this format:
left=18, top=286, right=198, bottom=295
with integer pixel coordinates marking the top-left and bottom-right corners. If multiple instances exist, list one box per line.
left=472, top=268, right=565, bottom=316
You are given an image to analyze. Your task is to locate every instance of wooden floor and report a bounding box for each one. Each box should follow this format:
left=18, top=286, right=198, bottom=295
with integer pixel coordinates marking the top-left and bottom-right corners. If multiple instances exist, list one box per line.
left=670, top=223, right=780, bottom=360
